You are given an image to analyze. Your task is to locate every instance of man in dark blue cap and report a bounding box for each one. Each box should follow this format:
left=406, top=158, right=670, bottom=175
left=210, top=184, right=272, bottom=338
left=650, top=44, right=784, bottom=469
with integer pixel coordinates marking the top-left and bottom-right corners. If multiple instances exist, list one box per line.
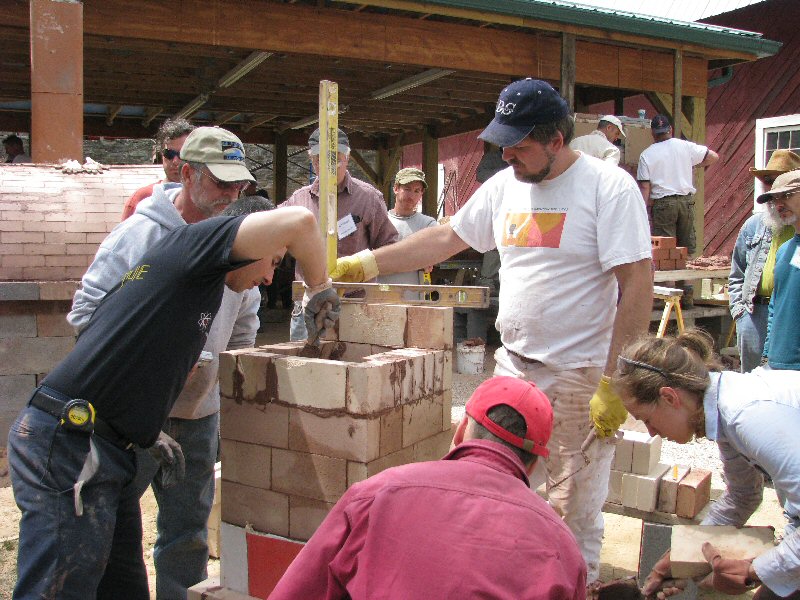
left=331, top=78, right=653, bottom=586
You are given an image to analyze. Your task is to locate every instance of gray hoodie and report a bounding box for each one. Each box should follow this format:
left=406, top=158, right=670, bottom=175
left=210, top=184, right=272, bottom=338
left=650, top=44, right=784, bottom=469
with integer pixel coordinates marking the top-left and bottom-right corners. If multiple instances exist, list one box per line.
left=68, top=183, right=260, bottom=419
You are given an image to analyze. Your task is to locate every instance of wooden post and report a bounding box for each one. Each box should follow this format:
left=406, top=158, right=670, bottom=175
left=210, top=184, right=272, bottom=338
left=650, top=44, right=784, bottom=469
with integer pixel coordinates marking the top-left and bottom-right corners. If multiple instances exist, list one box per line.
left=273, top=131, right=288, bottom=203
left=560, top=33, right=576, bottom=110
left=673, top=49, right=683, bottom=139
left=318, top=80, right=338, bottom=272
left=30, top=0, right=83, bottom=162
left=689, top=96, right=706, bottom=257
left=422, top=127, right=439, bottom=218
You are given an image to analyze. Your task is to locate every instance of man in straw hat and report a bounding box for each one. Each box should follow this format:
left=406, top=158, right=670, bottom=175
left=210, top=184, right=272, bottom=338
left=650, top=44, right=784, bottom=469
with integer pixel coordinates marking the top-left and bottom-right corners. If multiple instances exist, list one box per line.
left=729, top=150, right=800, bottom=371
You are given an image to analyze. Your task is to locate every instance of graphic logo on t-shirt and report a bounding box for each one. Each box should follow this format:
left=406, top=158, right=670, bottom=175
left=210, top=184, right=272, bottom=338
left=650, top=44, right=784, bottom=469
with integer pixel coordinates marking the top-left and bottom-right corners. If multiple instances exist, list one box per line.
left=198, top=312, right=212, bottom=334
left=501, top=211, right=566, bottom=248
left=120, top=264, right=150, bottom=287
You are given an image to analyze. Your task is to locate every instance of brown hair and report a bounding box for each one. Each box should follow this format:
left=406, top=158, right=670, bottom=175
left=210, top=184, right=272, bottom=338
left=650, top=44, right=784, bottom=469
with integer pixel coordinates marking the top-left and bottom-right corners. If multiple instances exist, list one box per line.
left=613, top=329, right=721, bottom=406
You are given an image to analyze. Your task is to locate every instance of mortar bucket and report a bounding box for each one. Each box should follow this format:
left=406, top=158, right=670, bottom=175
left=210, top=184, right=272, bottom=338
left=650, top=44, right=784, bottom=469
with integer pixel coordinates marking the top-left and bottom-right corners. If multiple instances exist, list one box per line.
left=456, top=342, right=485, bottom=375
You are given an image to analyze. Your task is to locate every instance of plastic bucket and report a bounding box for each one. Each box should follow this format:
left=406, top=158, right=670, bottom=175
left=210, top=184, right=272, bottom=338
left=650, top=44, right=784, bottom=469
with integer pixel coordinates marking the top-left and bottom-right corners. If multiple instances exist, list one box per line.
left=456, top=342, right=485, bottom=375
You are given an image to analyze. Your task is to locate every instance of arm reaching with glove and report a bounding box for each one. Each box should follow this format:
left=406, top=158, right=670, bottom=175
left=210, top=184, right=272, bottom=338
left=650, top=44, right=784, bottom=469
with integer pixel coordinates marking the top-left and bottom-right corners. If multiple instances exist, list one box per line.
left=332, top=223, right=468, bottom=282
left=590, top=259, right=653, bottom=437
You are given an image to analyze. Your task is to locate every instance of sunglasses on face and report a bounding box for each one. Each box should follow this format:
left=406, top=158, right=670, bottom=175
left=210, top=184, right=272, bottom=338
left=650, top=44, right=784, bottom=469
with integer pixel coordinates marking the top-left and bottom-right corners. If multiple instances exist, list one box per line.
left=199, top=168, right=250, bottom=192
left=163, top=149, right=181, bottom=160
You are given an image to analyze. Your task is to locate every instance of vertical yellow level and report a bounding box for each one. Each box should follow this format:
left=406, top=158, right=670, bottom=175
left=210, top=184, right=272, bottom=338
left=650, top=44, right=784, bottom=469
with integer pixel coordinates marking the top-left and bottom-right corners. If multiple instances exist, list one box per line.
left=318, top=80, right=339, bottom=273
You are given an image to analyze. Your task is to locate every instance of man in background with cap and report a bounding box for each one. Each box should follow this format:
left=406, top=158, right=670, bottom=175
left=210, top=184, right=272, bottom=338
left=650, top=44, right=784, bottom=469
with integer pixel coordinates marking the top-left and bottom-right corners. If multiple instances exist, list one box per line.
left=281, top=127, right=398, bottom=341
left=330, top=78, right=653, bottom=584
left=569, top=115, right=626, bottom=165
left=729, top=150, right=800, bottom=372
left=270, top=376, right=586, bottom=600
left=377, top=167, right=437, bottom=289
left=69, top=126, right=262, bottom=598
left=120, top=118, right=196, bottom=220
left=637, top=114, right=719, bottom=255
left=758, top=169, right=800, bottom=370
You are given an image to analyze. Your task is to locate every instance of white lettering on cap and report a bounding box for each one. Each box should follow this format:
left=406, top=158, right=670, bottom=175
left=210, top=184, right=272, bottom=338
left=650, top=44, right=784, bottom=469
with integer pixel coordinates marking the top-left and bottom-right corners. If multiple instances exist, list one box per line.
left=496, top=100, right=516, bottom=115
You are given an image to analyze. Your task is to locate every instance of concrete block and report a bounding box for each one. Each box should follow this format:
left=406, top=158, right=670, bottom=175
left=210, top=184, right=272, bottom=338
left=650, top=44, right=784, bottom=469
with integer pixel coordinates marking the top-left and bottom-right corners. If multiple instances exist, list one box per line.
left=347, top=445, right=415, bottom=485
left=402, top=394, right=443, bottom=448
left=346, top=360, right=396, bottom=414
left=221, top=481, right=289, bottom=536
left=379, top=406, right=403, bottom=456
left=219, top=395, right=288, bottom=448
left=239, top=351, right=281, bottom=403
left=271, top=449, right=346, bottom=503
left=289, top=495, right=335, bottom=542
left=36, top=312, right=75, bottom=338
left=657, top=465, right=691, bottom=514
left=412, top=429, right=453, bottom=462
left=405, top=306, right=453, bottom=349
left=274, top=356, right=347, bottom=410
left=218, top=349, right=254, bottom=400
left=0, top=314, right=37, bottom=338
left=676, top=469, right=712, bottom=518
left=0, top=281, right=39, bottom=301
left=670, top=525, right=775, bottom=579
left=607, top=468, right=624, bottom=504
left=338, top=303, right=407, bottom=347
left=622, top=463, right=669, bottom=512
left=220, top=440, right=271, bottom=490
left=0, top=335, right=74, bottom=376
left=288, top=408, right=380, bottom=462
left=631, top=432, right=662, bottom=475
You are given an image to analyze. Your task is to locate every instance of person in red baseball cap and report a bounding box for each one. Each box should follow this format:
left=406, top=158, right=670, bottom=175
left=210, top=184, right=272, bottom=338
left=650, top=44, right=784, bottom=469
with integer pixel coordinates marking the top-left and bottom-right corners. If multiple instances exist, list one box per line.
left=271, top=376, right=586, bottom=600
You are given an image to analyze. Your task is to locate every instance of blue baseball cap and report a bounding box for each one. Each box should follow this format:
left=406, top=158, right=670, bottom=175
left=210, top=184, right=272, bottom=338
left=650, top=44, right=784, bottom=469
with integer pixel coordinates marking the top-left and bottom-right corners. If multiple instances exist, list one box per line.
left=651, top=114, right=672, bottom=134
left=479, top=78, right=570, bottom=148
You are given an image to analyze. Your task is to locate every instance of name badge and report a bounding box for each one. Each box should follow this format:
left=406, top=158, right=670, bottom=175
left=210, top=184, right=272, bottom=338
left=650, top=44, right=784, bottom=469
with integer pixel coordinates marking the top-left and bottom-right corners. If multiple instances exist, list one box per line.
left=338, top=214, right=357, bottom=240
left=791, top=246, right=800, bottom=269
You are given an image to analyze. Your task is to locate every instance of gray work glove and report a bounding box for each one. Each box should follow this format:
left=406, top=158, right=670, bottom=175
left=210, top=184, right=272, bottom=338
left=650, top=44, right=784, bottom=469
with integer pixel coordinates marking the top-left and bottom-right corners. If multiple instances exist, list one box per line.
left=303, top=280, right=340, bottom=345
left=148, top=431, right=186, bottom=489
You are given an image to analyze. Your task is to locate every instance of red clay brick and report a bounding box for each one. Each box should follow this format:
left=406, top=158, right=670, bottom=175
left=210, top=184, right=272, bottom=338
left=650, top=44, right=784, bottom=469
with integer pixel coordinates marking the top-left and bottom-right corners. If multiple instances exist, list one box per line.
left=676, top=469, right=711, bottom=518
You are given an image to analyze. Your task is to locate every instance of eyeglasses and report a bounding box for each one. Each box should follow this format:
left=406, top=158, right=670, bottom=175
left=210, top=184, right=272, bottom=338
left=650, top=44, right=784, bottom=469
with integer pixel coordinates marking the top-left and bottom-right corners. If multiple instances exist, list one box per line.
left=163, top=149, right=181, bottom=161
left=198, top=168, right=250, bottom=193
left=617, top=355, right=670, bottom=378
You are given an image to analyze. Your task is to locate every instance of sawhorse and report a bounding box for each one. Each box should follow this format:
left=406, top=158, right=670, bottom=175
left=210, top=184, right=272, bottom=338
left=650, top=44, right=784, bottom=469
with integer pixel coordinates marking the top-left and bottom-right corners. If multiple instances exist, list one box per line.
left=654, top=285, right=685, bottom=337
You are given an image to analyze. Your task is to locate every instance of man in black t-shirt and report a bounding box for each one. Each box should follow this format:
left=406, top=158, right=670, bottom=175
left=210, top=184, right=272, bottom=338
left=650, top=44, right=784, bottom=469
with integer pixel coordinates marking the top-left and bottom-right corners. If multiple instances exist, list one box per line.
left=8, top=207, right=338, bottom=600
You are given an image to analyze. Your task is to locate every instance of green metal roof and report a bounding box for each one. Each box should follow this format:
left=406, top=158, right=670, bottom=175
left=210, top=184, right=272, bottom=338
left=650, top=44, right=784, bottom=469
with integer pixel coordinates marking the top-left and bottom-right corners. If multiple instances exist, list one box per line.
left=404, top=0, right=781, bottom=58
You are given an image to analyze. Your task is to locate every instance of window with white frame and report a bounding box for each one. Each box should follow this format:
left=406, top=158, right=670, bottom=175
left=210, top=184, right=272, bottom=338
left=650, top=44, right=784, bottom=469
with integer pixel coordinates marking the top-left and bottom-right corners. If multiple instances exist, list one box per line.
left=754, top=114, right=800, bottom=203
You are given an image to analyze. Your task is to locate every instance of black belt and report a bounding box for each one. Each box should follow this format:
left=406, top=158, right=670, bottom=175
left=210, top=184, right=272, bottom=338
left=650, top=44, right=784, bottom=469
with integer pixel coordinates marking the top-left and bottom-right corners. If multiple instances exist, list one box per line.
left=504, top=346, right=543, bottom=365
left=29, top=386, right=137, bottom=451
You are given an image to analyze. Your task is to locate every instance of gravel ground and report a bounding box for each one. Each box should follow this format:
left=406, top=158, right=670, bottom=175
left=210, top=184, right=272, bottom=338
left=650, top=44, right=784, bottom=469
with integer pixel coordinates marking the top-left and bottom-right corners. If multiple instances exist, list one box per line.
left=451, top=344, right=726, bottom=488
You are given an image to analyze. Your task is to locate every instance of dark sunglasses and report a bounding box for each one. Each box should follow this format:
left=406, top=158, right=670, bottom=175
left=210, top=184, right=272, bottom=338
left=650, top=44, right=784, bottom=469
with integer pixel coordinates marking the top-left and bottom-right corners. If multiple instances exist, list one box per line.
left=163, top=149, right=181, bottom=160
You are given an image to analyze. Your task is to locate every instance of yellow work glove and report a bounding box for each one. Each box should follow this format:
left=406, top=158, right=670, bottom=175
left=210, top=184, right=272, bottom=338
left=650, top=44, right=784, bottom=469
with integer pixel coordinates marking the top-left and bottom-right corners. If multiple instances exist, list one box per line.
left=589, top=375, right=628, bottom=438
left=330, top=249, right=379, bottom=283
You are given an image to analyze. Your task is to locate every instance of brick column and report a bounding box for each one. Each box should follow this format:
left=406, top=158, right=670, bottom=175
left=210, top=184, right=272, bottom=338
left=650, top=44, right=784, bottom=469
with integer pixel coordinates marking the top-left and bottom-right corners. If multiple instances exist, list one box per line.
left=30, top=0, right=84, bottom=162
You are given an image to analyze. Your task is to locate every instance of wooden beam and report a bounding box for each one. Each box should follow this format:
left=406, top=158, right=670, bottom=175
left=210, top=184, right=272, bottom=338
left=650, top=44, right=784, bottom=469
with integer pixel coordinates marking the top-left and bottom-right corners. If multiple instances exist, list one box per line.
left=244, top=114, right=277, bottom=132
left=689, top=96, right=706, bottom=257
left=214, top=111, right=240, bottom=126
left=376, top=143, right=404, bottom=203
left=673, top=49, right=683, bottom=139
left=273, top=132, right=288, bottom=203
left=142, top=106, right=163, bottom=127
left=422, top=126, right=438, bottom=218
left=646, top=92, right=694, bottom=140
left=106, top=104, right=123, bottom=126
left=560, top=33, right=576, bottom=110
left=350, top=150, right=379, bottom=186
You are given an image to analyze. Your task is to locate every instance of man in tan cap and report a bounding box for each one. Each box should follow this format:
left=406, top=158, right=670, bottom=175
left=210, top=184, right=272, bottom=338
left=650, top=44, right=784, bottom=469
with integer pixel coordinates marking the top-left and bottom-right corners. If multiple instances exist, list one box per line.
left=377, top=167, right=438, bottom=288
left=755, top=168, right=800, bottom=371
left=729, top=150, right=800, bottom=371
left=569, top=115, right=626, bottom=165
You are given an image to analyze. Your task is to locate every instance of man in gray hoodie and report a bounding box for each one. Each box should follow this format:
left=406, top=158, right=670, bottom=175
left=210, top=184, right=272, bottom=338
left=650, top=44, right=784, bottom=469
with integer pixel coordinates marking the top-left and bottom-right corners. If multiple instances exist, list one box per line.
left=68, top=126, right=261, bottom=599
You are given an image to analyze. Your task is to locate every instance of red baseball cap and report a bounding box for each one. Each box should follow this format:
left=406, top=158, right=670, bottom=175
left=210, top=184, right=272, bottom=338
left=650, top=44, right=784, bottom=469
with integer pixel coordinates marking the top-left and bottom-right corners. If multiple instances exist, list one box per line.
left=466, top=376, right=553, bottom=457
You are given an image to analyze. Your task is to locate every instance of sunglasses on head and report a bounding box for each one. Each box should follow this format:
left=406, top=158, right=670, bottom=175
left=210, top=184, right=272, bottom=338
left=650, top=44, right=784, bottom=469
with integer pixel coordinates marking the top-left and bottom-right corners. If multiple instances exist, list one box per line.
left=616, top=355, right=670, bottom=378
left=163, top=149, right=181, bottom=160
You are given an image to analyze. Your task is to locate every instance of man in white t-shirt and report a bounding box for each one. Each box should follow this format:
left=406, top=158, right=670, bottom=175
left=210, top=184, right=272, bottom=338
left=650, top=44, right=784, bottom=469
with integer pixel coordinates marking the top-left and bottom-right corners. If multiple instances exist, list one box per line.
left=378, top=167, right=437, bottom=287
left=569, top=115, right=625, bottom=165
left=637, top=114, right=719, bottom=255
left=331, top=78, right=653, bottom=585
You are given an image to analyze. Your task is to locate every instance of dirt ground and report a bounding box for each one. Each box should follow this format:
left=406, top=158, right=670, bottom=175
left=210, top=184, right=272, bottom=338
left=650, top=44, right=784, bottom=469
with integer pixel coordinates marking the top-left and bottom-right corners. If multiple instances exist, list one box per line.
left=0, top=315, right=787, bottom=598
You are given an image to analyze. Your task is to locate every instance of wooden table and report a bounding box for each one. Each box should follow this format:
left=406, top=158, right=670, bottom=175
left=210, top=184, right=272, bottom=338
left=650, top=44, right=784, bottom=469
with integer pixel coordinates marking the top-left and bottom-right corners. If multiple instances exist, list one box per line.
left=653, top=267, right=729, bottom=283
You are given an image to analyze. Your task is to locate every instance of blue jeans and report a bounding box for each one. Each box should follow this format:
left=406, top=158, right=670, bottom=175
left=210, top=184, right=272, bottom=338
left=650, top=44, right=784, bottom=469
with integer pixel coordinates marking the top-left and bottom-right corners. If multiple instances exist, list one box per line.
left=8, top=406, right=149, bottom=600
left=144, top=413, right=220, bottom=600
left=736, top=303, right=769, bottom=372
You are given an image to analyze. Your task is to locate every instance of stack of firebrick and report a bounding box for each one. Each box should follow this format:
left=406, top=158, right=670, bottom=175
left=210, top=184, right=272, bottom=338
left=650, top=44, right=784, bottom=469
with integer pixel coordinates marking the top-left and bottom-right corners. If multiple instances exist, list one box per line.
left=652, top=236, right=689, bottom=270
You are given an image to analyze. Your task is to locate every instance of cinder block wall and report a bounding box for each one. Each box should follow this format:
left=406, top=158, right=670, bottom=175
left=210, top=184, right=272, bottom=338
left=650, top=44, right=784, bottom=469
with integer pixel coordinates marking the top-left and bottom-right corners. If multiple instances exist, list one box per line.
left=218, top=304, right=455, bottom=597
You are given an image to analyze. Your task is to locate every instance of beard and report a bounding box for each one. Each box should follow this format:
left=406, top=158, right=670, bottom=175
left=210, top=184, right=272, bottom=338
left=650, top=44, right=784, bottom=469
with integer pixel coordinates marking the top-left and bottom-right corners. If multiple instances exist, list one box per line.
left=763, top=202, right=797, bottom=231
left=509, top=148, right=557, bottom=184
